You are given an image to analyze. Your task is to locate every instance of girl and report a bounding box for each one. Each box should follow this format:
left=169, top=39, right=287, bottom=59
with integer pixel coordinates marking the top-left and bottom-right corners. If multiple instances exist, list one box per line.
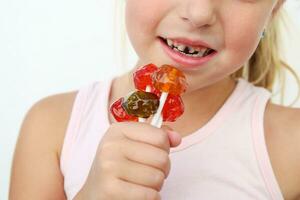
left=9, top=0, right=300, bottom=199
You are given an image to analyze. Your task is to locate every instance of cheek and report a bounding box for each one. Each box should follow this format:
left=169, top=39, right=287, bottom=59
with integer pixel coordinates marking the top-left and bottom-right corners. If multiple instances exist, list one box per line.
left=125, top=0, right=169, bottom=59
left=125, top=0, right=166, bottom=39
left=222, top=3, right=273, bottom=62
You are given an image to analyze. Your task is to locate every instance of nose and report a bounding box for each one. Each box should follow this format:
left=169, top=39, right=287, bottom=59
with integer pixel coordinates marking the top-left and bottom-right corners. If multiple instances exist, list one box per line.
left=179, top=0, right=217, bottom=28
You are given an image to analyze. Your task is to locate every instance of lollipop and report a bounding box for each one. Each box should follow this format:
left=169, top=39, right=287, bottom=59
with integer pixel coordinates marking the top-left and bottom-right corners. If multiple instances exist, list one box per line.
left=110, top=64, right=187, bottom=126
left=150, top=65, right=187, bottom=127
left=122, top=90, right=160, bottom=118
left=110, top=97, right=138, bottom=122
left=151, top=90, right=184, bottom=122
left=162, top=94, right=184, bottom=122
left=110, top=90, right=160, bottom=122
left=133, top=63, right=158, bottom=93
left=133, top=63, right=160, bottom=122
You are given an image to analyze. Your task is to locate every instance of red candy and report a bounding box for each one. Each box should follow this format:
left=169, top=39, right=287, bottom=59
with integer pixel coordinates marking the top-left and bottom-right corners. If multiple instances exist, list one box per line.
left=133, top=63, right=159, bottom=92
left=153, top=90, right=184, bottom=122
left=110, top=97, right=138, bottom=122
left=162, top=94, right=184, bottom=122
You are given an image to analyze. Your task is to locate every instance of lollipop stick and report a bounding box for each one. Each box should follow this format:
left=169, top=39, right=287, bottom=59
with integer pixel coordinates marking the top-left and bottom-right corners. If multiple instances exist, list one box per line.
left=157, top=114, right=163, bottom=128
left=138, top=85, right=151, bottom=123
left=138, top=117, right=146, bottom=122
left=151, top=91, right=168, bottom=128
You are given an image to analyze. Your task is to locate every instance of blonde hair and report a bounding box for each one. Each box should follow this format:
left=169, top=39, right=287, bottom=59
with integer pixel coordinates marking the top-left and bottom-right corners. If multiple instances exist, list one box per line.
left=114, top=1, right=300, bottom=106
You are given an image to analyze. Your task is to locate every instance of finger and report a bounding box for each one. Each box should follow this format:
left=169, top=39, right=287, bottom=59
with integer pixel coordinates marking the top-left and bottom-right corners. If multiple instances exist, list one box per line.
left=165, top=130, right=182, bottom=147
left=121, top=138, right=170, bottom=177
left=114, top=122, right=170, bottom=153
left=114, top=178, right=161, bottom=200
left=117, top=159, right=166, bottom=191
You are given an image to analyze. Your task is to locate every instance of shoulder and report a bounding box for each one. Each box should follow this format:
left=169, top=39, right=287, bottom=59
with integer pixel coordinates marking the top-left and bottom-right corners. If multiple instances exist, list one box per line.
left=264, top=102, right=300, bottom=199
left=265, top=102, right=300, bottom=159
left=9, top=91, right=78, bottom=199
left=25, top=91, right=79, bottom=156
left=265, top=102, right=300, bottom=138
left=264, top=102, right=300, bottom=162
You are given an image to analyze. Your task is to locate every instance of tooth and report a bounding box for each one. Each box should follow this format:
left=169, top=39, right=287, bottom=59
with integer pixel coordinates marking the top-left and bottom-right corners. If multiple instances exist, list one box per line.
left=204, top=49, right=213, bottom=56
left=200, top=48, right=207, bottom=55
left=196, top=51, right=204, bottom=57
left=194, top=47, right=203, bottom=52
left=188, top=46, right=196, bottom=54
left=167, top=39, right=173, bottom=46
left=194, top=47, right=200, bottom=51
left=203, top=49, right=208, bottom=56
left=177, top=44, right=186, bottom=51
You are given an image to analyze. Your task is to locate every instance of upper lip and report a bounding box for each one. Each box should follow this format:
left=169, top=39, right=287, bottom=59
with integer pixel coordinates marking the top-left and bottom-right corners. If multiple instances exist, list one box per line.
left=160, top=36, right=215, bottom=50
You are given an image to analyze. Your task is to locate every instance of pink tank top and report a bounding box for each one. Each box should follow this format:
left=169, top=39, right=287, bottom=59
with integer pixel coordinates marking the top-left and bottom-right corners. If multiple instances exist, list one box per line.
left=60, top=77, right=284, bottom=200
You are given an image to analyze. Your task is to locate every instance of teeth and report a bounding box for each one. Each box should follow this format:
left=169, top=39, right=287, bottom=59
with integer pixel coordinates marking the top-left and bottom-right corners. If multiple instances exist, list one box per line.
left=203, top=48, right=213, bottom=57
left=167, top=39, right=173, bottom=47
left=188, top=46, right=196, bottom=54
left=177, top=44, right=186, bottom=51
left=199, top=49, right=207, bottom=55
left=164, top=37, right=214, bottom=57
left=196, top=51, right=205, bottom=57
left=194, top=47, right=205, bottom=52
left=173, top=48, right=181, bottom=53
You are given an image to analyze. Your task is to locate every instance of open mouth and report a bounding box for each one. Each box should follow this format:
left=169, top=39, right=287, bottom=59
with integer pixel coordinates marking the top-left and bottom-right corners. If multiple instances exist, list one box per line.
left=159, top=36, right=216, bottom=58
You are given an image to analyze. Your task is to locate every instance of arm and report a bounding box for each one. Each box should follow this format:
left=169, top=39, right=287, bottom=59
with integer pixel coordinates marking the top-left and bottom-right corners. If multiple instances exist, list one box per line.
left=9, top=92, right=77, bottom=200
left=265, top=104, right=300, bottom=200
left=289, top=109, right=300, bottom=199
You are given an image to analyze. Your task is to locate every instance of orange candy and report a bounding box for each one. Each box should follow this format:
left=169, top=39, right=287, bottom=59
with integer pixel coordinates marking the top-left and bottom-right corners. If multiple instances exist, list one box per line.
left=152, top=65, right=187, bottom=95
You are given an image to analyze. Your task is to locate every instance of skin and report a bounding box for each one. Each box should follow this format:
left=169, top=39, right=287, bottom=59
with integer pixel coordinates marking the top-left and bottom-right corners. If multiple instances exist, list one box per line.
left=125, top=0, right=275, bottom=92
left=9, top=0, right=300, bottom=199
left=120, top=0, right=282, bottom=136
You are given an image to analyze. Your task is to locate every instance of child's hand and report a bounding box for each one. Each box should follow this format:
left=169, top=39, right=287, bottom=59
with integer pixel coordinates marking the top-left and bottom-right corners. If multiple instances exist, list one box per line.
left=74, top=122, right=182, bottom=200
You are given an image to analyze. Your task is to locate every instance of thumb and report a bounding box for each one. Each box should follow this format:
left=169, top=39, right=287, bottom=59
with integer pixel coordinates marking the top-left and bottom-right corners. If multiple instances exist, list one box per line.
left=161, top=126, right=182, bottom=148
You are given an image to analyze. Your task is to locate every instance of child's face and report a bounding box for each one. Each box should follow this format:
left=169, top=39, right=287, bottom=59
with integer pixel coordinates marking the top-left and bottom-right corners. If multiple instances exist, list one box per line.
left=125, top=0, right=280, bottom=90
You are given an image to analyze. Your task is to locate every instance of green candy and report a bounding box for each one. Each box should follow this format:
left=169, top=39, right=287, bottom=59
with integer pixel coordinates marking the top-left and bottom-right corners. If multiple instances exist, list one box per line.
left=122, top=91, right=160, bottom=118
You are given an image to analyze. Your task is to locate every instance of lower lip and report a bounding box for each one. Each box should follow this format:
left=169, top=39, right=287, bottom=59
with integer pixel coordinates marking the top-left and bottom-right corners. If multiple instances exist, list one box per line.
left=159, top=37, right=217, bottom=68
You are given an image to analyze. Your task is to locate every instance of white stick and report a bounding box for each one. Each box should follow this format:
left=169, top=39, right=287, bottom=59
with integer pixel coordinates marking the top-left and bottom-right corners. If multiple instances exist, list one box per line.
left=138, top=86, right=151, bottom=123
left=157, top=114, right=163, bottom=128
left=138, top=117, right=146, bottom=122
left=151, top=92, right=168, bottom=128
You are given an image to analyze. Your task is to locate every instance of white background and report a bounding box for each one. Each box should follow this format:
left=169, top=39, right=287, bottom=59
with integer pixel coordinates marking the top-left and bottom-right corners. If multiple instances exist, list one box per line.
left=1, top=0, right=299, bottom=198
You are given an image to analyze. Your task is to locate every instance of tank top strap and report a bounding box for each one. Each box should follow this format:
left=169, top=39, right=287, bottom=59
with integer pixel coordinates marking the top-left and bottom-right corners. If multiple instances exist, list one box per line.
left=60, top=81, right=96, bottom=176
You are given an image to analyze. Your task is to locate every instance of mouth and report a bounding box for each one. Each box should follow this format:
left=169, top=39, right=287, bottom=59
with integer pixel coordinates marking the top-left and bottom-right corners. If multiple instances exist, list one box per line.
left=158, top=36, right=217, bottom=68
